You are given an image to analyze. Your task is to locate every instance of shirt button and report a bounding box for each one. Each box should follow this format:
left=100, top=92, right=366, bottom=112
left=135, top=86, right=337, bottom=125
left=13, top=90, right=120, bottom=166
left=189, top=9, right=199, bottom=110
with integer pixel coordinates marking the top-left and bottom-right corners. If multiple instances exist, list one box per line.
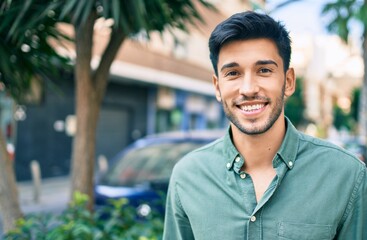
left=235, top=157, right=241, bottom=162
left=250, top=216, right=256, bottom=222
left=226, top=163, right=231, bottom=169
left=240, top=173, right=246, bottom=179
left=288, top=161, right=293, bottom=167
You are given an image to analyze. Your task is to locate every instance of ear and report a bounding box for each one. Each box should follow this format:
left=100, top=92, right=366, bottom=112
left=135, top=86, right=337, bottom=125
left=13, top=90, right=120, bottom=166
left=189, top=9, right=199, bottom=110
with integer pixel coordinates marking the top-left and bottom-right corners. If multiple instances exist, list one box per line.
left=284, top=68, right=296, bottom=99
left=212, top=74, right=222, bottom=102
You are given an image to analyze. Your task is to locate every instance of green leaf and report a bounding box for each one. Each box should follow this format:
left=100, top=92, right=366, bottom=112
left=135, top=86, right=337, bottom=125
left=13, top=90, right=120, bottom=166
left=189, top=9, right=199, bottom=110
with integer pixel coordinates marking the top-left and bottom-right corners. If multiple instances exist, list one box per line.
left=7, top=0, right=32, bottom=39
left=111, top=0, right=120, bottom=26
left=59, top=0, right=78, bottom=21
left=321, top=0, right=357, bottom=43
left=100, top=0, right=110, bottom=19
left=81, top=0, right=95, bottom=25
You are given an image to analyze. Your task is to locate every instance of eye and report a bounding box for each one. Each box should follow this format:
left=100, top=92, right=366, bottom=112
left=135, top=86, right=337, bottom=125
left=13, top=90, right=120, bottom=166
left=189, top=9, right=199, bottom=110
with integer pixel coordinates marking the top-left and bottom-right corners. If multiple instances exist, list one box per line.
left=258, top=68, right=273, bottom=75
left=259, top=68, right=272, bottom=74
left=224, top=71, right=239, bottom=77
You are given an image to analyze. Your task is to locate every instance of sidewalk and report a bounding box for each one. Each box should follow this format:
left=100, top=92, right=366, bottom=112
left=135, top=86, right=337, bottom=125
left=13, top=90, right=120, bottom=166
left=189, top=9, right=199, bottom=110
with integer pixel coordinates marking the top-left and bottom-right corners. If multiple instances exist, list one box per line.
left=18, top=176, right=70, bottom=214
left=0, top=176, right=71, bottom=236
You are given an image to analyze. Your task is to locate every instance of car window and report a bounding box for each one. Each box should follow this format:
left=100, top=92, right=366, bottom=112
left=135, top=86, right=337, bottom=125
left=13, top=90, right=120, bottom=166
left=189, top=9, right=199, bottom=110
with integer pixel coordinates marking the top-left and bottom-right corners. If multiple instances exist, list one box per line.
left=102, top=142, right=204, bottom=186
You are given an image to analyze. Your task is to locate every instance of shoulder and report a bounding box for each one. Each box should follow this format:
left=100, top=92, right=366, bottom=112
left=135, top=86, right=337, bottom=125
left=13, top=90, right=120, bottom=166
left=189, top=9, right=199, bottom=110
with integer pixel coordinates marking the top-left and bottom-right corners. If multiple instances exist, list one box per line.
left=297, top=132, right=365, bottom=170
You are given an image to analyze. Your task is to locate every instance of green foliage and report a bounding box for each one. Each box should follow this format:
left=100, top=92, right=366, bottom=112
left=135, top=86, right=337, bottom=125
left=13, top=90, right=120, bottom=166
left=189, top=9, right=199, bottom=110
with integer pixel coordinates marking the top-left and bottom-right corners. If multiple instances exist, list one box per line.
left=350, top=87, right=360, bottom=122
left=333, top=105, right=356, bottom=131
left=285, top=77, right=305, bottom=128
left=56, top=0, right=216, bottom=36
left=0, top=0, right=215, bottom=101
left=4, top=192, right=164, bottom=240
left=321, top=0, right=358, bottom=42
left=0, top=0, right=72, bottom=102
left=333, top=87, right=360, bottom=132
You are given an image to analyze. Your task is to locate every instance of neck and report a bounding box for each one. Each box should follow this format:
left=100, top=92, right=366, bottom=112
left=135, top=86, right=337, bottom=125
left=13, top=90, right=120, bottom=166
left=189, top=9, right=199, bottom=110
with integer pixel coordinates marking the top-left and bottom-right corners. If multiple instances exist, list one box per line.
left=231, top=117, right=286, bottom=170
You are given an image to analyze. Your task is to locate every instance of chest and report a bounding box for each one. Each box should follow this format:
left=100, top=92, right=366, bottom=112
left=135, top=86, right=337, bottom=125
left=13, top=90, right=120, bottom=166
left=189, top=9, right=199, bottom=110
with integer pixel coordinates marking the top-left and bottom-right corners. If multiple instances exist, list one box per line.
left=176, top=169, right=346, bottom=240
left=246, top=168, right=277, bottom=202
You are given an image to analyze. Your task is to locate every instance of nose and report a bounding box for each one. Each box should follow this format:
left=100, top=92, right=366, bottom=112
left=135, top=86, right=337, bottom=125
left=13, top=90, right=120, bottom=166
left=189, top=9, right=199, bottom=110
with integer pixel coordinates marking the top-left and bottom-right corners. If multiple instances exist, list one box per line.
left=239, top=74, right=259, bottom=96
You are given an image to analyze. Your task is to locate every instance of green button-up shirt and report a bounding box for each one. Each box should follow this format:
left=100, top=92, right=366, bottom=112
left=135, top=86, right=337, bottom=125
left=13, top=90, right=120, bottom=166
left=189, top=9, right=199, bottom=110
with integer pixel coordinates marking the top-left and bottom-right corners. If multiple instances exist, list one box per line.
left=163, top=119, right=367, bottom=240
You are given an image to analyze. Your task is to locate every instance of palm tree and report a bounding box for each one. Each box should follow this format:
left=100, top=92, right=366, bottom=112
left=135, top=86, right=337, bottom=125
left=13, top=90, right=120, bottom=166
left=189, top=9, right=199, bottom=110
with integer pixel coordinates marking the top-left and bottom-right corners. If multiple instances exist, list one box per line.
left=55, top=0, right=215, bottom=210
left=0, top=0, right=70, bottom=232
left=1, top=1, right=215, bottom=231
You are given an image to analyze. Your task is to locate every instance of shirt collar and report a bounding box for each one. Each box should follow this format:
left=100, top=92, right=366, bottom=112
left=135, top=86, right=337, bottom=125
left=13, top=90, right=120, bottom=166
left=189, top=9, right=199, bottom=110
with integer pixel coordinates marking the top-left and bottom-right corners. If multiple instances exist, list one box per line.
left=276, top=117, right=300, bottom=169
left=223, top=117, right=300, bottom=171
left=223, top=126, right=241, bottom=171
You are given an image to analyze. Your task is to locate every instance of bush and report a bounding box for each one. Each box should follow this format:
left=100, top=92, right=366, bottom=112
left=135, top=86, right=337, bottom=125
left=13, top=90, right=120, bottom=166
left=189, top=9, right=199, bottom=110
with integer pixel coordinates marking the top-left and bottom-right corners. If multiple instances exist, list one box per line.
left=4, top=192, right=164, bottom=240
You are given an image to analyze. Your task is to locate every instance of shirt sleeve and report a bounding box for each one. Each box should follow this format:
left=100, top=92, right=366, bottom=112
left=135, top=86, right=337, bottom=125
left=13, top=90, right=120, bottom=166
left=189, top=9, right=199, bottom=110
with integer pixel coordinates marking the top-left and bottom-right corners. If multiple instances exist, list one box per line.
left=336, top=165, right=367, bottom=239
left=163, top=176, right=195, bottom=240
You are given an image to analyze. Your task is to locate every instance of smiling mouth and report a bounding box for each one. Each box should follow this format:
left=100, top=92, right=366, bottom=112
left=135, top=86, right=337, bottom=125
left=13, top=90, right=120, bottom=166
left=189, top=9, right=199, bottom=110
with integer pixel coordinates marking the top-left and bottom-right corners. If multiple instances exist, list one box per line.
left=237, top=103, right=267, bottom=113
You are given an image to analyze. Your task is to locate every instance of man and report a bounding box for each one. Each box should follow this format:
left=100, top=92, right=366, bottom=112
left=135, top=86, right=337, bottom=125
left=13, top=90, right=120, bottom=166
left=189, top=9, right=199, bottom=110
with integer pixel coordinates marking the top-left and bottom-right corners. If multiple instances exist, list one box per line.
left=163, top=11, right=367, bottom=239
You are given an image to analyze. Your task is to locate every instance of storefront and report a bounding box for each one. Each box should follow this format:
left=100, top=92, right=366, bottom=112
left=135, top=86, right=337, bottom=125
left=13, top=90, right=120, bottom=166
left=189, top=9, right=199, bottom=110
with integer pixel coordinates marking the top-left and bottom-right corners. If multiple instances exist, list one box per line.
left=152, top=87, right=225, bottom=133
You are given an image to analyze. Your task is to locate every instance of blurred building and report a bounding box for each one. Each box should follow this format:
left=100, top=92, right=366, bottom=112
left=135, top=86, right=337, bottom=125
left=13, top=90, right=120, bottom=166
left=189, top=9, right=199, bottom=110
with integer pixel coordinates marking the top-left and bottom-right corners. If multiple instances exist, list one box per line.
left=3, top=0, right=264, bottom=180
left=291, top=33, right=363, bottom=136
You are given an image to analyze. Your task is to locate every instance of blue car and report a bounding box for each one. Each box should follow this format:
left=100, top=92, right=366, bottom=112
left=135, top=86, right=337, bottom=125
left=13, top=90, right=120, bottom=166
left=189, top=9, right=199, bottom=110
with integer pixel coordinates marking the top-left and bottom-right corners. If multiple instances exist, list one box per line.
left=94, top=130, right=225, bottom=217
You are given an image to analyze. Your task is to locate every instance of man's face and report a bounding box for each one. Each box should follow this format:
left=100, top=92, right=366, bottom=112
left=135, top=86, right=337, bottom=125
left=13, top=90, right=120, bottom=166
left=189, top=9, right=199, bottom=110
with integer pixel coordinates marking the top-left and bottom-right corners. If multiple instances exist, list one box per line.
left=213, top=38, right=295, bottom=135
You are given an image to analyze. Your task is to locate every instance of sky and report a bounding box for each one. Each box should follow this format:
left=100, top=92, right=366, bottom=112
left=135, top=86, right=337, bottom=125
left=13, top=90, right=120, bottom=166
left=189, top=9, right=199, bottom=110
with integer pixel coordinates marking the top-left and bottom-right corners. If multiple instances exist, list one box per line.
left=265, top=0, right=363, bottom=47
left=265, top=0, right=331, bottom=35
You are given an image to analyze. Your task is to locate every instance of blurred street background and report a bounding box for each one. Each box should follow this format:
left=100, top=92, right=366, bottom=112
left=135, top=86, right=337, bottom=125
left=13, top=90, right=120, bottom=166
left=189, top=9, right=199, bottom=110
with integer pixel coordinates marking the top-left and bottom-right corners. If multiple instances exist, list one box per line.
left=0, top=176, right=70, bottom=235
left=1, top=0, right=366, bottom=237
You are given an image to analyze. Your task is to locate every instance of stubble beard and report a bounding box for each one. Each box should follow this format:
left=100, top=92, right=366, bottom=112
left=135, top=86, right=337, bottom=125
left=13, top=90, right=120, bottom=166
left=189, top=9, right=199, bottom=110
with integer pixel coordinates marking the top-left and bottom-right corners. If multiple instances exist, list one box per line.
left=221, top=83, right=286, bottom=135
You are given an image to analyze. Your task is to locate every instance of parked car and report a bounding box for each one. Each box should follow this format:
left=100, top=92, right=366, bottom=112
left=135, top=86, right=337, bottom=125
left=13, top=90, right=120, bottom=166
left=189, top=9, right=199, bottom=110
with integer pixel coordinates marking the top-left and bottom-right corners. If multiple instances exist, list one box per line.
left=94, top=129, right=225, bottom=217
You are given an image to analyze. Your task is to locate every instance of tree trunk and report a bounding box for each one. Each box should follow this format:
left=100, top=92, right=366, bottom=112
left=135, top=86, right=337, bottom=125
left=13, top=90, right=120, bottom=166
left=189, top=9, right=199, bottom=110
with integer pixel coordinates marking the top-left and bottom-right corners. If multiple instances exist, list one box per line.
left=70, top=12, right=125, bottom=210
left=70, top=12, right=98, bottom=209
left=0, top=127, right=23, bottom=233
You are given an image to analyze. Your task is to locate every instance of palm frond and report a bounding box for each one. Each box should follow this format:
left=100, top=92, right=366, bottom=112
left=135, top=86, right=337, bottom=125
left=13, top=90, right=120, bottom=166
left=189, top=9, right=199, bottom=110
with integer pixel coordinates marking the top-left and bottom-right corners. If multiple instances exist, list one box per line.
left=0, top=0, right=72, bottom=101
left=322, top=0, right=357, bottom=43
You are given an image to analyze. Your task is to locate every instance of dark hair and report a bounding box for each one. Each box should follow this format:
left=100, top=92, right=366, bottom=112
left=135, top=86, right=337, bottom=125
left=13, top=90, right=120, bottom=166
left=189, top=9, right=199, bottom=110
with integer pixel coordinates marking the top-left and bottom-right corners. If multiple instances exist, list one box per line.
left=209, top=11, right=291, bottom=76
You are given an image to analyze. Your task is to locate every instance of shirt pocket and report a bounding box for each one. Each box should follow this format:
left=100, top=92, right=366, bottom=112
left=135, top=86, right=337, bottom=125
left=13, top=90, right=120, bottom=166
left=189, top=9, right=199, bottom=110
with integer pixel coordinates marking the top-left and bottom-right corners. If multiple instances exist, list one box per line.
left=278, top=221, right=332, bottom=240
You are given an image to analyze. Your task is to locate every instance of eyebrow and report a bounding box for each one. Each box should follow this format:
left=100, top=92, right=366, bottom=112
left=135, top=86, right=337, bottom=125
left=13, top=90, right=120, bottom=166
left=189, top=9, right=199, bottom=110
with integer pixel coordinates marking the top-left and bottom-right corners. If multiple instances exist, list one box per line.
left=220, top=59, right=278, bottom=73
left=256, top=60, right=278, bottom=67
left=220, top=62, right=239, bottom=72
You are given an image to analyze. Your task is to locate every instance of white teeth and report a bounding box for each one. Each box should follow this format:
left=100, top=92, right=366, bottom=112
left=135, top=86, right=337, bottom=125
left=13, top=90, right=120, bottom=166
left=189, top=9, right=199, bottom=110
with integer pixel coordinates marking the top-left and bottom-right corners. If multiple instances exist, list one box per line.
left=241, top=104, right=264, bottom=111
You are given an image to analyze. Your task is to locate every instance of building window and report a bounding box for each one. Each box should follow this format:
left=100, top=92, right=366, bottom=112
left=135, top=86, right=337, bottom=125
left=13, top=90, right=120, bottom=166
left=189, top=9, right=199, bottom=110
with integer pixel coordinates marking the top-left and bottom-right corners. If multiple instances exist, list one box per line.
left=156, top=108, right=182, bottom=133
